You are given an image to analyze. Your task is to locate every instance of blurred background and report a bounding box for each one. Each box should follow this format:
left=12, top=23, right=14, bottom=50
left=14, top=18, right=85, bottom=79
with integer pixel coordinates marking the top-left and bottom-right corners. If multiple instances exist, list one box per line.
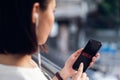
left=41, top=0, right=120, bottom=80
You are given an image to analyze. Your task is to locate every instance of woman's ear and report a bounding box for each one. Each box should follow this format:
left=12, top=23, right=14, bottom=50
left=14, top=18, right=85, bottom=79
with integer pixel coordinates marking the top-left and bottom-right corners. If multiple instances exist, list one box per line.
left=32, top=2, right=40, bottom=26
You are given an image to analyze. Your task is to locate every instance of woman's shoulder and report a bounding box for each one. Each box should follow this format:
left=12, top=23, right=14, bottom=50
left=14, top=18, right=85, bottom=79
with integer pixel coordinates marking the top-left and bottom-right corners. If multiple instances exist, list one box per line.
left=0, top=64, right=48, bottom=80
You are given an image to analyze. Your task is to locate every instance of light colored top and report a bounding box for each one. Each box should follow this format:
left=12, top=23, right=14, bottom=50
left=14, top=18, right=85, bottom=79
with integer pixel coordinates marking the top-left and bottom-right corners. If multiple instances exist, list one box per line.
left=0, top=64, right=48, bottom=80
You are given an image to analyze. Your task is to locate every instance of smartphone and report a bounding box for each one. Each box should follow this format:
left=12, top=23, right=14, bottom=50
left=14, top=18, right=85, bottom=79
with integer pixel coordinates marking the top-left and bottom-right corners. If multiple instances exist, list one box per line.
left=72, top=39, right=102, bottom=72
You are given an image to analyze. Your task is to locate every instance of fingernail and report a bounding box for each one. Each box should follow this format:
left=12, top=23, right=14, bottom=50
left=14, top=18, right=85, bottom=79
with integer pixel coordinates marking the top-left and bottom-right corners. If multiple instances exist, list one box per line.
left=80, top=62, right=83, bottom=66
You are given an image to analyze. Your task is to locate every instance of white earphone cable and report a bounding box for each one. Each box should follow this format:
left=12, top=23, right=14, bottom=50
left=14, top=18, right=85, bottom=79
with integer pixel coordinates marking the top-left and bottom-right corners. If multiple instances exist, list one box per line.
left=37, top=49, right=41, bottom=69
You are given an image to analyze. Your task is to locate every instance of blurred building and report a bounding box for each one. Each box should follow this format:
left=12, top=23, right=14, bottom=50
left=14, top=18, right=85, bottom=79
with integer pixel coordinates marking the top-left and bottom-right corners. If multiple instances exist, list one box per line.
left=55, top=0, right=101, bottom=20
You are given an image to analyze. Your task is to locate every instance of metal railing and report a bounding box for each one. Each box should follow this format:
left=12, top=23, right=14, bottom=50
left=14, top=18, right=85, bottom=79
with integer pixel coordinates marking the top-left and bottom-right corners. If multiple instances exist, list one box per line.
left=32, top=54, right=61, bottom=77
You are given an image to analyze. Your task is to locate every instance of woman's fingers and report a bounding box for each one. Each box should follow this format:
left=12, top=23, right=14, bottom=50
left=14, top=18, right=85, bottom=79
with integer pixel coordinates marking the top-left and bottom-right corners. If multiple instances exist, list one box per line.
left=78, top=63, right=84, bottom=76
left=73, top=48, right=83, bottom=57
left=81, top=73, right=89, bottom=80
left=92, top=57, right=96, bottom=62
left=89, top=62, right=94, bottom=68
left=89, top=53, right=100, bottom=68
left=92, top=53, right=100, bottom=62
left=89, top=57, right=96, bottom=68
left=95, top=53, right=100, bottom=57
left=81, top=73, right=87, bottom=79
left=73, top=63, right=83, bottom=80
left=86, top=77, right=89, bottom=80
left=72, top=63, right=89, bottom=80
left=69, top=48, right=83, bottom=65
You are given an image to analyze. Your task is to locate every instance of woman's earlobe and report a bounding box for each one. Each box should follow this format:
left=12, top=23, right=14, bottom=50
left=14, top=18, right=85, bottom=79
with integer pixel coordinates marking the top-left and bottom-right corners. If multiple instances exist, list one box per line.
left=34, top=13, right=39, bottom=27
left=34, top=13, right=39, bottom=20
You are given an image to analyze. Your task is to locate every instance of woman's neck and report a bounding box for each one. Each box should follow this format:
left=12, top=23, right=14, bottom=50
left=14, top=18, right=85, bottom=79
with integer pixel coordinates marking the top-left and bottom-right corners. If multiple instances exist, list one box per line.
left=0, top=54, right=37, bottom=68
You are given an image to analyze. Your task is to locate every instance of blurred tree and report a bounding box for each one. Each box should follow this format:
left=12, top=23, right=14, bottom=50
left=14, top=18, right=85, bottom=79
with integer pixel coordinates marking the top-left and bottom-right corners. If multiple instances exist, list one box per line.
left=99, top=0, right=120, bottom=25
left=87, top=0, right=120, bottom=28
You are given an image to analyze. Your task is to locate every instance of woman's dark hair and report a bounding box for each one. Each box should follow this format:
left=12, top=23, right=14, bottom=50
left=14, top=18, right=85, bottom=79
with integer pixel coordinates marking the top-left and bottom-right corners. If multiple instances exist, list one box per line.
left=0, top=0, right=50, bottom=55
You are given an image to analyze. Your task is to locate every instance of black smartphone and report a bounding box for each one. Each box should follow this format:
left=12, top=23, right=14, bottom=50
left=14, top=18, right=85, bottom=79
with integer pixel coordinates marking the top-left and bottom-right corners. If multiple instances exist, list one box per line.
left=72, top=39, right=102, bottom=72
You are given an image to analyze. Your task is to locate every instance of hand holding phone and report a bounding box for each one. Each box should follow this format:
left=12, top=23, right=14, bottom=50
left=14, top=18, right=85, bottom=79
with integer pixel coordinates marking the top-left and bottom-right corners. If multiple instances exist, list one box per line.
left=72, top=39, right=102, bottom=72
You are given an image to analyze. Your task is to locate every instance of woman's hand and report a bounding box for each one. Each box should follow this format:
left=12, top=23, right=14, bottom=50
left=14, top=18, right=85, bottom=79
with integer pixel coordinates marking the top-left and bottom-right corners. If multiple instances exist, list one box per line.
left=59, top=49, right=83, bottom=80
left=72, top=63, right=89, bottom=80
left=89, top=52, right=100, bottom=68
left=59, top=48, right=100, bottom=80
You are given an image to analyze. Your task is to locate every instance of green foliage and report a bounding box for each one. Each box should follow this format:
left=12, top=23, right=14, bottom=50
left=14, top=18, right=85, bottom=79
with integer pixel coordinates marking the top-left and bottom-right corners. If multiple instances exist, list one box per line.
left=100, top=0, right=119, bottom=15
left=98, top=0, right=120, bottom=27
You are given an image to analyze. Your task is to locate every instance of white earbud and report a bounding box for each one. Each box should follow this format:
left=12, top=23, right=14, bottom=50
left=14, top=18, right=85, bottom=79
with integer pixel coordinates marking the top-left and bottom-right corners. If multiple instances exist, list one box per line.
left=34, top=13, right=39, bottom=27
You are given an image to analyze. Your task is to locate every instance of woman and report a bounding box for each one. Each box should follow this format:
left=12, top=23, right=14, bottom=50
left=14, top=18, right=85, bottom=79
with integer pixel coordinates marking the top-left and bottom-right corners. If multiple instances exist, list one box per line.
left=0, top=0, right=99, bottom=80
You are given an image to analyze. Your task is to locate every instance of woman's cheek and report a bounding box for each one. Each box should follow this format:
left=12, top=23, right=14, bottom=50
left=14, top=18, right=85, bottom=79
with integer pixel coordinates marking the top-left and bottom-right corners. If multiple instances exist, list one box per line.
left=49, top=12, right=55, bottom=33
